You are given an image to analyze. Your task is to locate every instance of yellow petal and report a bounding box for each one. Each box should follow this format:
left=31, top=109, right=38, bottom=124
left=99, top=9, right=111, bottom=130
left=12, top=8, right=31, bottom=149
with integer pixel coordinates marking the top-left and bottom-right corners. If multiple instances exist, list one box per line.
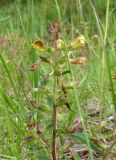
left=32, top=40, right=48, bottom=52
left=56, top=39, right=64, bottom=49
left=69, top=35, right=85, bottom=49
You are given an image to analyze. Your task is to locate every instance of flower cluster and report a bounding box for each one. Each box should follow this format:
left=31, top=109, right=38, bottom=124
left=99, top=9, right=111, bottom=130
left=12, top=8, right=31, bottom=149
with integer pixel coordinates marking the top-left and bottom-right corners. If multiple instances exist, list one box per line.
left=31, top=34, right=86, bottom=64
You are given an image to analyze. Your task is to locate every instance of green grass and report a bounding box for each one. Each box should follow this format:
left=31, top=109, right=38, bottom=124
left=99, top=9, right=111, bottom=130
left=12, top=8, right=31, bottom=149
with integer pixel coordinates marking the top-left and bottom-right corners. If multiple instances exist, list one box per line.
left=0, top=0, right=116, bottom=159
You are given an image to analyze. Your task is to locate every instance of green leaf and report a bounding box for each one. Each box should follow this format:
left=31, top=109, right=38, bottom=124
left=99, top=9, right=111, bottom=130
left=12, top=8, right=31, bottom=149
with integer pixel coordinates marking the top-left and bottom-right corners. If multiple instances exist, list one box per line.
left=73, top=154, right=81, bottom=160
left=37, top=151, right=50, bottom=160
left=64, top=133, right=101, bottom=152
left=62, top=70, right=70, bottom=75
left=39, top=55, right=52, bottom=64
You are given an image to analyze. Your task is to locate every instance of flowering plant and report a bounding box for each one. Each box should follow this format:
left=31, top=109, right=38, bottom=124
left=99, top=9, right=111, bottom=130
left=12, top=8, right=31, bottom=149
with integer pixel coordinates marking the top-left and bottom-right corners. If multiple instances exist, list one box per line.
left=29, top=22, right=86, bottom=160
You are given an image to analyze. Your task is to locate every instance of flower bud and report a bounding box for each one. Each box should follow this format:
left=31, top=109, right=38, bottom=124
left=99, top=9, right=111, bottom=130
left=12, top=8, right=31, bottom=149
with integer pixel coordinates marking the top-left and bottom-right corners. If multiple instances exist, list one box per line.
left=70, top=56, right=86, bottom=64
left=56, top=39, right=64, bottom=49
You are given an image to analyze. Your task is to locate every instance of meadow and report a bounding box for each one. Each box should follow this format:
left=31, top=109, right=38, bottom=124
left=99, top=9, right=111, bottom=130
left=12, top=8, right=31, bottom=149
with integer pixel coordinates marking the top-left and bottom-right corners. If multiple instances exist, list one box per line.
left=0, top=0, right=116, bottom=159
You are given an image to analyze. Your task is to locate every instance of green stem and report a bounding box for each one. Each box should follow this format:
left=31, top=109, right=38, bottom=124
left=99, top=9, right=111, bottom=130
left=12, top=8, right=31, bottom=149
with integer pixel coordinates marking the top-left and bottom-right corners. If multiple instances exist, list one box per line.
left=52, top=103, right=57, bottom=160
left=52, top=51, right=58, bottom=160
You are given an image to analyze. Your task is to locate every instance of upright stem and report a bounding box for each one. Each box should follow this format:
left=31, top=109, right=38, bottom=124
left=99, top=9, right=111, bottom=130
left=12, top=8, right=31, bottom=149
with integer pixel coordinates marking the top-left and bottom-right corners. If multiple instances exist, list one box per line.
left=52, top=103, right=57, bottom=160
left=52, top=51, right=58, bottom=160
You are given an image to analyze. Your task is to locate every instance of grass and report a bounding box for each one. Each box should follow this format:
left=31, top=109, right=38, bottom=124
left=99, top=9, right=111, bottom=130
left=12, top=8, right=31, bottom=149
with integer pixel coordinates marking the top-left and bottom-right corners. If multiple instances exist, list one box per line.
left=0, top=0, right=116, bottom=159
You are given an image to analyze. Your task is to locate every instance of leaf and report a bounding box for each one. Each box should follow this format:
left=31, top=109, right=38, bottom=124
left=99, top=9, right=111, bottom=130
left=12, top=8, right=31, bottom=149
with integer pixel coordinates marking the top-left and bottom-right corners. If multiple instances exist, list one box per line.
left=30, top=100, right=37, bottom=108
left=62, top=70, right=70, bottom=75
left=64, top=133, right=102, bottom=152
left=69, top=35, right=85, bottom=49
left=37, top=151, right=50, bottom=160
left=0, top=154, right=16, bottom=160
left=90, top=137, right=107, bottom=149
left=56, top=55, right=67, bottom=66
left=32, top=85, right=50, bottom=93
left=25, top=136, right=35, bottom=143
left=38, top=105, right=50, bottom=112
left=73, top=154, right=81, bottom=160
left=56, top=96, right=66, bottom=106
left=63, top=81, right=80, bottom=89
left=30, top=100, right=51, bottom=112
left=39, top=55, right=52, bottom=64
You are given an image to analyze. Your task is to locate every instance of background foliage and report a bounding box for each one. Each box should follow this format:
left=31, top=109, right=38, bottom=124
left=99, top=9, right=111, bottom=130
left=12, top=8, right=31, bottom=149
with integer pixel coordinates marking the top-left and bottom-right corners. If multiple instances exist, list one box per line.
left=0, top=0, right=116, bottom=159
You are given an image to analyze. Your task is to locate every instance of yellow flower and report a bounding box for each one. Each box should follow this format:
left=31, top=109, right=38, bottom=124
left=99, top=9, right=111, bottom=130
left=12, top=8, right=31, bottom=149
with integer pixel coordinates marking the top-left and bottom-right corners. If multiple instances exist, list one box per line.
left=32, top=40, right=48, bottom=52
left=69, top=35, right=85, bottom=49
left=56, top=39, right=64, bottom=49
